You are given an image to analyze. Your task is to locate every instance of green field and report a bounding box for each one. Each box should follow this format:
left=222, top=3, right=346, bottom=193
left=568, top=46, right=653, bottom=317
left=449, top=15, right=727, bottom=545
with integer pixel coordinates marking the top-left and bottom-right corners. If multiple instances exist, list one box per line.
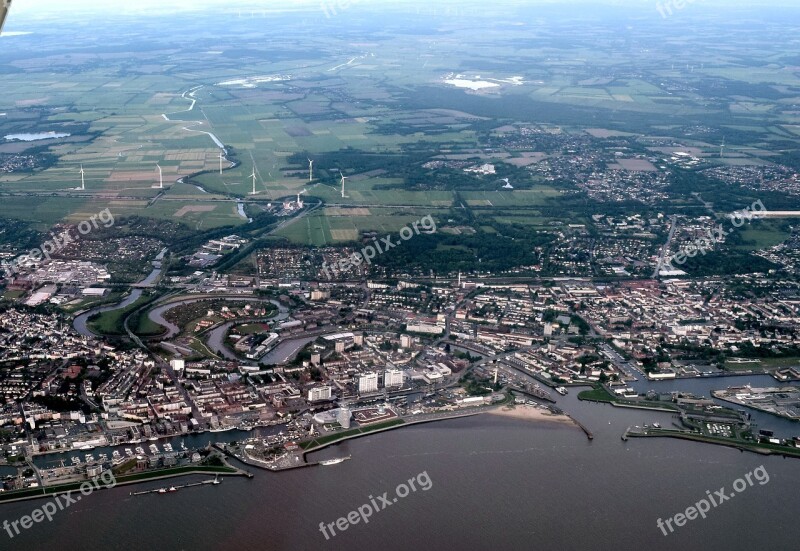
left=1, top=3, right=799, bottom=254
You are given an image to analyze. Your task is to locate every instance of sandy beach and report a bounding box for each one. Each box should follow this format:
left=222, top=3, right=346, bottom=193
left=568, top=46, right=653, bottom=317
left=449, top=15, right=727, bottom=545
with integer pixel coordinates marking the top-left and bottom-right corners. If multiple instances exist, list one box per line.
left=488, top=404, right=574, bottom=425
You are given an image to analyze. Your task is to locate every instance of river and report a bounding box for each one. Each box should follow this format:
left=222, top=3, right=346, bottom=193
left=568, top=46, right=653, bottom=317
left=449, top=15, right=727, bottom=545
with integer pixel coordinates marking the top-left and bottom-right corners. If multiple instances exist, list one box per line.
left=4, top=402, right=799, bottom=550
left=73, top=290, right=143, bottom=338
left=236, top=201, right=252, bottom=223
left=148, top=297, right=290, bottom=341
left=72, top=257, right=163, bottom=337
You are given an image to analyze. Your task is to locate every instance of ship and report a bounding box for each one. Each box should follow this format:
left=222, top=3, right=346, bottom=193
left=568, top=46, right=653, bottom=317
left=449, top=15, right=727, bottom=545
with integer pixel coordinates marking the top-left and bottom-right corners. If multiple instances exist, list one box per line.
left=168, top=486, right=178, bottom=493
left=556, top=387, right=568, bottom=396
left=157, top=488, right=167, bottom=494
left=319, top=456, right=351, bottom=466
left=209, top=426, right=236, bottom=433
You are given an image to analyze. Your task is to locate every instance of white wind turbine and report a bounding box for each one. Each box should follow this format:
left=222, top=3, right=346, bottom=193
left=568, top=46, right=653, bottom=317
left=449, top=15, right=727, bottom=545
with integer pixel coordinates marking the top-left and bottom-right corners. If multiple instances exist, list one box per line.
left=249, top=168, right=258, bottom=195
left=308, top=158, right=314, bottom=182
left=720, top=136, right=726, bottom=159
left=79, top=165, right=85, bottom=191
left=219, top=152, right=224, bottom=175
left=339, top=170, right=349, bottom=198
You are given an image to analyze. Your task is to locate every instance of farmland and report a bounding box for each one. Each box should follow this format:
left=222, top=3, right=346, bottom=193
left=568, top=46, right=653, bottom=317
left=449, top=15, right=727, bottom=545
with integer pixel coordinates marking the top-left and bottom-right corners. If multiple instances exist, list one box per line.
left=0, top=2, right=798, bottom=270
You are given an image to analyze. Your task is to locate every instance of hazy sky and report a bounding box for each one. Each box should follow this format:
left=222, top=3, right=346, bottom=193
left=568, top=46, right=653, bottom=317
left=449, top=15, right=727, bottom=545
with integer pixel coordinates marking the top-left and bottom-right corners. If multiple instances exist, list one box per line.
left=13, top=0, right=795, bottom=14
left=5, top=0, right=798, bottom=25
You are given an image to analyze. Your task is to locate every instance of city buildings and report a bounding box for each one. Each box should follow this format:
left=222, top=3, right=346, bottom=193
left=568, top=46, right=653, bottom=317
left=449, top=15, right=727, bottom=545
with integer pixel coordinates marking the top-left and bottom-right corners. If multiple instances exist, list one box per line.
left=358, top=372, right=379, bottom=394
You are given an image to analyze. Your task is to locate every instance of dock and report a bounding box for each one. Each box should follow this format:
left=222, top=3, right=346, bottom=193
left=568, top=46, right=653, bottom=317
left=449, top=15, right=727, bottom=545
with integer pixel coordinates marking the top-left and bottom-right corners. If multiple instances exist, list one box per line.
left=509, top=386, right=556, bottom=404
left=565, top=414, right=594, bottom=440
left=130, top=476, right=222, bottom=496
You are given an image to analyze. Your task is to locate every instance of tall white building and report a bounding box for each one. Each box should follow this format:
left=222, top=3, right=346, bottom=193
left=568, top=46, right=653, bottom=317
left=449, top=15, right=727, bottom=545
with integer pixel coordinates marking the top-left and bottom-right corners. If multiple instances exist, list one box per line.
left=170, top=359, right=185, bottom=374
left=307, top=386, right=332, bottom=402
left=358, top=372, right=379, bottom=394
left=384, top=369, right=403, bottom=388
left=337, top=406, right=351, bottom=429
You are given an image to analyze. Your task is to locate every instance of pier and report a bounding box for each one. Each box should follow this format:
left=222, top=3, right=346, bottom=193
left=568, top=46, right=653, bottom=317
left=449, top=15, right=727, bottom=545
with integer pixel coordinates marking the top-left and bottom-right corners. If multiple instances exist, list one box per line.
left=565, top=414, right=594, bottom=440
left=130, top=476, right=222, bottom=496
left=509, top=386, right=557, bottom=403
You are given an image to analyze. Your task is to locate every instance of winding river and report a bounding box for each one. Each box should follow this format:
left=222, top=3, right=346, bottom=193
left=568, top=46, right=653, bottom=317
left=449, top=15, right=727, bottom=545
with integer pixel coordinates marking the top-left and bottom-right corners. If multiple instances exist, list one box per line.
left=145, top=296, right=290, bottom=359
left=72, top=251, right=166, bottom=337
left=73, top=290, right=144, bottom=337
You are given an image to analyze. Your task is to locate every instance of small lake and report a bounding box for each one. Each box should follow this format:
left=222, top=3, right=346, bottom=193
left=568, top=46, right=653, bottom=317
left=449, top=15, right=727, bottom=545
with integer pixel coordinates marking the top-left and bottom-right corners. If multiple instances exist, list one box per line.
left=4, top=131, right=71, bottom=141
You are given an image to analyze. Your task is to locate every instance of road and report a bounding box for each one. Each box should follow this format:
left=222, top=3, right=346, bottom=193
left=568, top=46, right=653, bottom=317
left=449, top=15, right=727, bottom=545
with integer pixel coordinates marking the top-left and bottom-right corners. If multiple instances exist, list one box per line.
left=652, top=214, right=678, bottom=278
left=599, top=342, right=643, bottom=379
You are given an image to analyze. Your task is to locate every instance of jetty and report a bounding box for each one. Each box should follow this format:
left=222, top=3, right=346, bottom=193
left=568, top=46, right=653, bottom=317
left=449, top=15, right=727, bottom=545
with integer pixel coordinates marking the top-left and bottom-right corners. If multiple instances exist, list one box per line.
left=565, top=413, right=594, bottom=440
left=130, top=476, right=222, bottom=496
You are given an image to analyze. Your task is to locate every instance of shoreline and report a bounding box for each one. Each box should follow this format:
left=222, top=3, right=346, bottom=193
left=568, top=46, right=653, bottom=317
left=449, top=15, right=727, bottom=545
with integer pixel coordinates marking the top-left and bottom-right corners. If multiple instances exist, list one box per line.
left=628, top=431, right=800, bottom=459
left=0, top=464, right=249, bottom=505
left=487, top=404, right=574, bottom=425
left=302, top=410, right=485, bottom=456
left=711, top=391, right=800, bottom=423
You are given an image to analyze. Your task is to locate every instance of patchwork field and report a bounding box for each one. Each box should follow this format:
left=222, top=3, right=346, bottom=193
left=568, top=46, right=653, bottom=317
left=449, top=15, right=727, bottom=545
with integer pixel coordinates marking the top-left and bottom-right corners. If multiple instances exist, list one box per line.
left=1, top=4, right=799, bottom=249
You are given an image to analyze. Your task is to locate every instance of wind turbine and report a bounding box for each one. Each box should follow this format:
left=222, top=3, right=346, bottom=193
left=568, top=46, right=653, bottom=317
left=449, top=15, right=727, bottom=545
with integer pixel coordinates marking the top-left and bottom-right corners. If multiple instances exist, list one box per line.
left=308, top=158, right=314, bottom=182
left=720, top=136, right=726, bottom=159
left=155, top=164, right=163, bottom=189
left=339, top=170, right=349, bottom=198
left=219, top=152, right=224, bottom=175
left=79, top=165, right=85, bottom=191
left=249, top=168, right=258, bottom=195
